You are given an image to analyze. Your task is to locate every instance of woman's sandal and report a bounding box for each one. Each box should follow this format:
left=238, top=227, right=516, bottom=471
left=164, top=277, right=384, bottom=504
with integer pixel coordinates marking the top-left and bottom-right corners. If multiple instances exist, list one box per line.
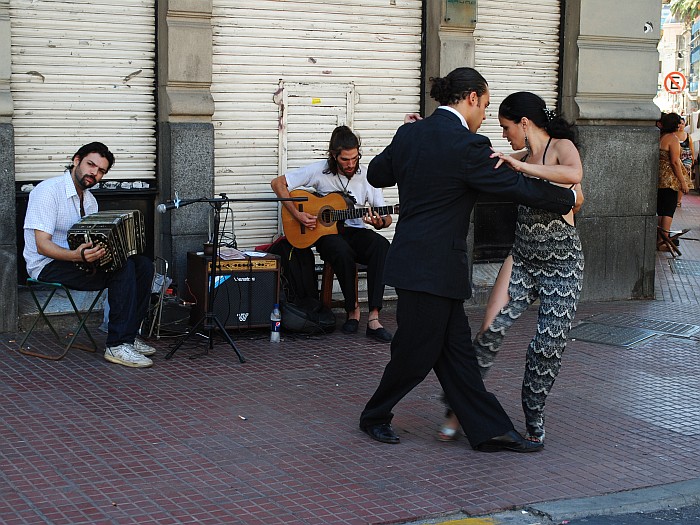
left=436, top=426, right=459, bottom=442
left=526, top=433, right=544, bottom=445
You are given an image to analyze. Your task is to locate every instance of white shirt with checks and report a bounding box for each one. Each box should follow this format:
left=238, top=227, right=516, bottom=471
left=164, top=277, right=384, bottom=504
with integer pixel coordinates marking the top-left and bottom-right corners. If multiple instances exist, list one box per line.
left=23, top=170, right=99, bottom=279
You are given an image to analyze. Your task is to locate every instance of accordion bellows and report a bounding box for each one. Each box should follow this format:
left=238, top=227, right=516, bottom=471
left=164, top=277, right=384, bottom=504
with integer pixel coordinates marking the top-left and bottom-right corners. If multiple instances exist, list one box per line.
left=68, top=210, right=146, bottom=272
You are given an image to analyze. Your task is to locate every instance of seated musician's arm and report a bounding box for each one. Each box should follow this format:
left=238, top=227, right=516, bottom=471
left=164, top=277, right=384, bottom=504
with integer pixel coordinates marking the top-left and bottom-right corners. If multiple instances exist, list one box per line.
left=34, top=230, right=104, bottom=264
left=271, top=174, right=317, bottom=229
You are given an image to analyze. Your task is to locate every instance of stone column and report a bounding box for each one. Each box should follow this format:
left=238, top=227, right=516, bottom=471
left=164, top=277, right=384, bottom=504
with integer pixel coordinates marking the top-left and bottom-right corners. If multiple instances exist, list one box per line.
left=0, top=0, right=18, bottom=332
left=561, top=0, right=661, bottom=300
left=423, top=0, right=476, bottom=116
left=157, top=0, right=216, bottom=295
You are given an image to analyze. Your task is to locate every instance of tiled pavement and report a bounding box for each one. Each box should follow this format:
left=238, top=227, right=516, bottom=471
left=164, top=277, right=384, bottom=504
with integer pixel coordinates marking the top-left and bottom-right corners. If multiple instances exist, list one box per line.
left=2, top=195, right=700, bottom=525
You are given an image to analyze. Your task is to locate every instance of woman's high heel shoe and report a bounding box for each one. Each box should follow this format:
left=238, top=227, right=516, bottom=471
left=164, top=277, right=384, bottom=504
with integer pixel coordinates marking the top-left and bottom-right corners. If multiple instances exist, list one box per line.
left=437, top=426, right=459, bottom=442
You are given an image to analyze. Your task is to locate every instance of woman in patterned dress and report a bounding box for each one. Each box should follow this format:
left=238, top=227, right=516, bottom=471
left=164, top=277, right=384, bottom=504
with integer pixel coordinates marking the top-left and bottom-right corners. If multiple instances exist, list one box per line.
left=675, top=117, right=694, bottom=207
left=438, top=92, right=584, bottom=445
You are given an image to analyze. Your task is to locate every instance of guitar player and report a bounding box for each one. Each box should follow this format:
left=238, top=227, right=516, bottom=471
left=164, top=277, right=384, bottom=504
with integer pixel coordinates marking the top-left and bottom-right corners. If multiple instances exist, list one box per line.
left=270, top=125, right=394, bottom=343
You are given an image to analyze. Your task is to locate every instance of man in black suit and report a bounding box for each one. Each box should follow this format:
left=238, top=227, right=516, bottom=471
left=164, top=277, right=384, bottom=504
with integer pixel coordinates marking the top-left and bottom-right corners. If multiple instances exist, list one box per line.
left=359, top=67, right=579, bottom=452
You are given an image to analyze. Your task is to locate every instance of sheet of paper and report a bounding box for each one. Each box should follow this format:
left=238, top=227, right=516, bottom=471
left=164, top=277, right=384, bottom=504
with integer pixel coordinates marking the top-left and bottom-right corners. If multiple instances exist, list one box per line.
left=218, top=247, right=246, bottom=260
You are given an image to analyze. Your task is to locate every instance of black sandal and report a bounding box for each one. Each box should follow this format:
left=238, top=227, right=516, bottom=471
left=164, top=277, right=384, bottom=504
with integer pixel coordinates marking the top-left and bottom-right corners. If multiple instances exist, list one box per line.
left=342, top=318, right=359, bottom=334
left=366, top=319, right=393, bottom=343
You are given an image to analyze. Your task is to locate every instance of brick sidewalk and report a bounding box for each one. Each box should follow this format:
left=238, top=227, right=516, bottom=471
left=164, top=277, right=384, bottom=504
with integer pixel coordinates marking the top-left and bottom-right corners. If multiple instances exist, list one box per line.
left=2, top=195, right=700, bottom=525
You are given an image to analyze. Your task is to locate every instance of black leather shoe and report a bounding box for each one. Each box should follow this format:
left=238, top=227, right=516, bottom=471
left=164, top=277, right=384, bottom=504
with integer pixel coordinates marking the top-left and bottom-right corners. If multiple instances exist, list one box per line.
left=366, top=326, right=393, bottom=343
left=474, top=430, right=544, bottom=453
left=342, top=318, right=359, bottom=334
left=361, top=423, right=400, bottom=444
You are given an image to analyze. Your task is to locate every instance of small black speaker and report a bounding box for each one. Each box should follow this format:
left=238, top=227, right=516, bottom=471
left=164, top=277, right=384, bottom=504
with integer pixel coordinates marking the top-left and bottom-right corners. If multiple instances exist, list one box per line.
left=186, top=252, right=280, bottom=329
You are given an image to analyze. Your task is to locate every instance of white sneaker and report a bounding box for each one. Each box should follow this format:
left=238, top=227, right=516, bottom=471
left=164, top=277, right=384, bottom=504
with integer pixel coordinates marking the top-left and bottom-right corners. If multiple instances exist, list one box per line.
left=133, top=337, right=156, bottom=356
left=104, top=343, right=153, bottom=368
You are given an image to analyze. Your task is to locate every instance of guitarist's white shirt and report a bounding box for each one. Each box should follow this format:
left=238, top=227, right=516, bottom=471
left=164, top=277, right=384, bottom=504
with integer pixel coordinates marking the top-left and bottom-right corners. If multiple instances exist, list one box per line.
left=285, top=160, right=386, bottom=229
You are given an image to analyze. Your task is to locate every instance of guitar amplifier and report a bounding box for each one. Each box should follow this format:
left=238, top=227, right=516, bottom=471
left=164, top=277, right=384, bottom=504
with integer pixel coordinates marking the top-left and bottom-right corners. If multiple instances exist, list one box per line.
left=186, top=252, right=280, bottom=329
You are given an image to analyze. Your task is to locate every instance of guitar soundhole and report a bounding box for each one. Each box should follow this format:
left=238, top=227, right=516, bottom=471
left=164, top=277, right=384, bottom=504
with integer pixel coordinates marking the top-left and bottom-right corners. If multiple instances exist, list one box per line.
left=318, top=207, right=333, bottom=226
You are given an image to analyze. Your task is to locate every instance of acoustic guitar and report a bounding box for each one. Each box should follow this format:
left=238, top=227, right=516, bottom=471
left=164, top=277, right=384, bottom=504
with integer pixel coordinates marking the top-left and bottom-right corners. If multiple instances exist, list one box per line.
left=281, top=189, right=399, bottom=248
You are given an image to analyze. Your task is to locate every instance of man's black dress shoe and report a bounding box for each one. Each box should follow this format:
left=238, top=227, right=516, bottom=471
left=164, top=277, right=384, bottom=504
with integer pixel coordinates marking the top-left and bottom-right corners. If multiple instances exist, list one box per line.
left=474, top=430, right=543, bottom=453
left=366, top=326, right=393, bottom=343
left=342, top=318, right=359, bottom=334
left=361, top=423, right=400, bottom=444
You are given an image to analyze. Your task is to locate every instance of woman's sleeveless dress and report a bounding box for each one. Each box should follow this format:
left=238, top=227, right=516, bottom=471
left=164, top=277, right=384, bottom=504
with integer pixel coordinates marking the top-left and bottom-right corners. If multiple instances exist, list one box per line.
left=473, top=139, right=585, bottom=442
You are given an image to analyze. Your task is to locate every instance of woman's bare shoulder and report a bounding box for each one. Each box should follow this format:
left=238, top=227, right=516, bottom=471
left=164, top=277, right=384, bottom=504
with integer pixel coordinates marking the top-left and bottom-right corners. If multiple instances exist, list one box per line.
left=549, top=138, right=581, bottom=164
left=659, top=133, right=677, bottom=148
left=550, top=137, right=576, bottom=150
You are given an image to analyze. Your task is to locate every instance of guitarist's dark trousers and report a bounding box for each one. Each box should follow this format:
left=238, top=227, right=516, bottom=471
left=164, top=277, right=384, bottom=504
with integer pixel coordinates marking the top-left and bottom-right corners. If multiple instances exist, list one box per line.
left=314, top=226, right=389, bottom=313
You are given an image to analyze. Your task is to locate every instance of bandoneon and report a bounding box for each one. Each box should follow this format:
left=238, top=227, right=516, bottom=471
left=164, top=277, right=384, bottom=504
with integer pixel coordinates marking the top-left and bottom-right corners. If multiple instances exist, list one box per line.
left=68, top=210, right=146, bottom=272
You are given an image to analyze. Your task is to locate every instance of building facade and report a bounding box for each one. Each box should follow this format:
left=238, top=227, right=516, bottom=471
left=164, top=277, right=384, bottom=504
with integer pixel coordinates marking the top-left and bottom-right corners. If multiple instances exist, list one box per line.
left=691, top=17, right=700, bottom=99
left=0, top=0, right=661, bottom=332
left=656, top=5, right=694, bottom=114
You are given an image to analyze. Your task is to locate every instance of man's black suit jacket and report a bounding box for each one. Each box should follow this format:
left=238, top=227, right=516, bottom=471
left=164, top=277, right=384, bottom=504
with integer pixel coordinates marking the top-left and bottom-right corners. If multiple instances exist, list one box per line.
left=368, top=108, right=575, bottom=300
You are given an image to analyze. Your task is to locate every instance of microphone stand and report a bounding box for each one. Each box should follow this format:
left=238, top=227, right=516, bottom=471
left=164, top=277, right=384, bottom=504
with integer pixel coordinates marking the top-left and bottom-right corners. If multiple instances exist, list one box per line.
left=164, top=194, right=306, bottom=362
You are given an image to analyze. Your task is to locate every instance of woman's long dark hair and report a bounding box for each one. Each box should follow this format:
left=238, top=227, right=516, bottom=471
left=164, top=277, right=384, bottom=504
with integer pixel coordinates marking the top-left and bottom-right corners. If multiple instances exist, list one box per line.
left=429, top=67, right=488, bottom=106
left=499, top=92, right=577, bottom=144
left=659, top=112, right=682, bottom=135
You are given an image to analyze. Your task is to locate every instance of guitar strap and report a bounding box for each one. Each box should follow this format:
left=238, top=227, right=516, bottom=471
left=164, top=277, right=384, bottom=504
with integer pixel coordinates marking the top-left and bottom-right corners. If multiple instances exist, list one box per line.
left=329, top=190, right=355, bottom=233
left=339, top=192, right=356, bottom=207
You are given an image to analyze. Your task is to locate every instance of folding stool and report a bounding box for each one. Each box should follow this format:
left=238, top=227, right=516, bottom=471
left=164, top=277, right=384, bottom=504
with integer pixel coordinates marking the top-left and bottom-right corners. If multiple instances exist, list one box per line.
left=657, top=227, right=690, bottom=258
left=19, top=278, right=105, bottom=360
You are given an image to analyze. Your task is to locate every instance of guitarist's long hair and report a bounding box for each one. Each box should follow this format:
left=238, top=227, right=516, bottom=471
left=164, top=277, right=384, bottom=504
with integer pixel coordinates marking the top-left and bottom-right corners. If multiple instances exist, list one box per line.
left=325, top=125, right=361, bottom=176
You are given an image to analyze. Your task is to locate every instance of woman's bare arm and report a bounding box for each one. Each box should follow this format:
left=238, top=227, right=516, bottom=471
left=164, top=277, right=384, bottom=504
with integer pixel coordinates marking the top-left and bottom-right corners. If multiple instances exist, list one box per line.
left=492, top=139, right=582, bottom=185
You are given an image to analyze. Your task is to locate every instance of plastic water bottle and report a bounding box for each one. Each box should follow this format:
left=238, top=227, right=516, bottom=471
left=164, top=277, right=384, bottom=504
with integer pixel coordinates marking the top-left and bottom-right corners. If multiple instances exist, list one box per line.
left=270, top=303, right=281, bottom=343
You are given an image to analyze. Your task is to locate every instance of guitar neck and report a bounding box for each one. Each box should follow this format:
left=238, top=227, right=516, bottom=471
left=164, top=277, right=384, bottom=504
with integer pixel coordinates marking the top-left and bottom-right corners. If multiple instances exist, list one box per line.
left=330, top=205, right=397, bottom=222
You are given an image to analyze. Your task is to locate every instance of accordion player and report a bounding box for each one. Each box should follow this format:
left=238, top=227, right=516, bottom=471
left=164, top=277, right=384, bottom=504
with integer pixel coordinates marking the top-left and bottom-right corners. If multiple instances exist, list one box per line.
left=67, top=210, right=146, bottom=273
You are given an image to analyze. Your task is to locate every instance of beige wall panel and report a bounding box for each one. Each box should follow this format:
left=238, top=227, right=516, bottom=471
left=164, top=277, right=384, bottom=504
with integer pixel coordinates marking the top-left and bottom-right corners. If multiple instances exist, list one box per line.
left=167, top=21, right=213, bottom=84
left=580, top=0, right=660, bottom=40
left=578, top=46, right=661, bottom=96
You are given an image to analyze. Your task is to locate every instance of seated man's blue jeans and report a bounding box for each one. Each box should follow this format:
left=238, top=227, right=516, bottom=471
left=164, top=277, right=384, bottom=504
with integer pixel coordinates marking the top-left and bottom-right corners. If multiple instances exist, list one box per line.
left=38, top=255, right=154, bottom=347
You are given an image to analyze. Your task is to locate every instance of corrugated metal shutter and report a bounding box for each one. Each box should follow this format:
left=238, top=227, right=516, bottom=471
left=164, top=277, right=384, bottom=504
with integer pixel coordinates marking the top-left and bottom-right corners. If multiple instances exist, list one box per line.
left=275, top=81, right=358, bottom=177
left=10, top=0, right=156, bottom=183
left=212, top=0, right=422, bottom=249
left=475, top=0, right=560, bottom=149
